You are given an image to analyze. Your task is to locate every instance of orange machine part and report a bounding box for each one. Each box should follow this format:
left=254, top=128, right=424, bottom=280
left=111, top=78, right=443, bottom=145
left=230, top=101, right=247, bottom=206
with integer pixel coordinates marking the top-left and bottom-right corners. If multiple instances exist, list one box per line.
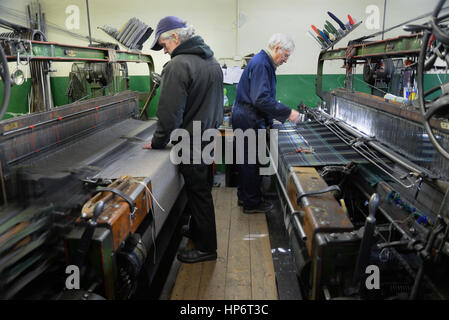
left=287, top=167, right=353, bottom=255
left=79, top=177, right=153, bottom=251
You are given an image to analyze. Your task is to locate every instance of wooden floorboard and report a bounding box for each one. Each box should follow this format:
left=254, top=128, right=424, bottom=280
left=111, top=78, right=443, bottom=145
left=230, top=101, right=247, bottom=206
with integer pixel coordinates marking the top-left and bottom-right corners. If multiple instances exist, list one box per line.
left=197, top=188, right=232, bottom=299
left=249, top=214, right=278, bottom=299
left=170, top=241, right=201, bottom=299
left=170, top=187, right=277, bottom=300
left=225, top=190, right=251, bottom=299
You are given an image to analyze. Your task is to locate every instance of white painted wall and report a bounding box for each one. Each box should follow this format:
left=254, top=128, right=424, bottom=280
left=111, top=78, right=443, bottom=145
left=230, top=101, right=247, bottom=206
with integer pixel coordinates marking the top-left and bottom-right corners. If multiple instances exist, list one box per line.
left=0, top=0, right=442, bottom=76
left=238, top=0, right=440, bottom=74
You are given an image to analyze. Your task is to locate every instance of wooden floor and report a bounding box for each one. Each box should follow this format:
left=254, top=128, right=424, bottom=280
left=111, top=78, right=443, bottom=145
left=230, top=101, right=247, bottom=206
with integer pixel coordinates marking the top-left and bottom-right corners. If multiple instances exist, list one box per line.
left=170, top=187, right=278, bottom=300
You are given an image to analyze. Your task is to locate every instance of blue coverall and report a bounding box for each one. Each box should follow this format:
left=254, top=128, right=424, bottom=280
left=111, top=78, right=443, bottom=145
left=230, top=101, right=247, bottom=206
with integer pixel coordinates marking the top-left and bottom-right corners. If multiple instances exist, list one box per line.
left=232, top=50, right=292, bottom=209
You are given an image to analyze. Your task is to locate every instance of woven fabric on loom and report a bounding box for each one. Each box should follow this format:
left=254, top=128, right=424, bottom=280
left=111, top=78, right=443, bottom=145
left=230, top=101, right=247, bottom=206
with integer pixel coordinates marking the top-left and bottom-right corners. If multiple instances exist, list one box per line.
left=275, top=121, right=370, bottom=165
left=273, top=121, right=373, bottom=184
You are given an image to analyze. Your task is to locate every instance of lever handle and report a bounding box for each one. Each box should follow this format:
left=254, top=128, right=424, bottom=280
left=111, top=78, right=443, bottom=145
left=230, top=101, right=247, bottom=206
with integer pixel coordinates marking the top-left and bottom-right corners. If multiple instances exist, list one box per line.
left=403, top=24, right=432, bottom=33
left=92, top=201, right=105, bottom=221
left=368, top=193, right=380, bottom=219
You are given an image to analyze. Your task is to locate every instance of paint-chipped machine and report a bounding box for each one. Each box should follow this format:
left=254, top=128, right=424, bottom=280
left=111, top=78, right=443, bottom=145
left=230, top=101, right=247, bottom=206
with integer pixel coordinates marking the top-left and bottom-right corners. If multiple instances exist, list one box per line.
left=0, top=22, right=187, bottom=300
left=273, top=0, right=449, bottom=300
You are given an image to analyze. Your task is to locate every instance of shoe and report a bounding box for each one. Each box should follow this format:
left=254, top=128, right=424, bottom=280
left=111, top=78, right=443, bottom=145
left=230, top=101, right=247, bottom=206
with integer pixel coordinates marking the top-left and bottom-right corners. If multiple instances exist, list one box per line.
left=177, top=249, right=217, bottom=263
left=181, top=225, right=192, bottom=239
left=243, top=200, right=273, bottom=214
left=238, top=199, right=243, bottom=206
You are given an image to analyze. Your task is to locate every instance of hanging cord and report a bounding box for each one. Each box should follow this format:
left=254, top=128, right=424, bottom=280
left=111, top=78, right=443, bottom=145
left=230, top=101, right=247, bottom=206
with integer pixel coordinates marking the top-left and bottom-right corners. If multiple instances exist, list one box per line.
left=127, top=177, right=166, bottom=264
left=131, top=178, right=166, bottom=214
left=353, top=76, right=388, bottom=96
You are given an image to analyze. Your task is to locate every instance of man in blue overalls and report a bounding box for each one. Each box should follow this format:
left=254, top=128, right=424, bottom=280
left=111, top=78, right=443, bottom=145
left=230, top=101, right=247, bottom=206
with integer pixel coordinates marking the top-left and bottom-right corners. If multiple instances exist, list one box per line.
left=232, top=33, right=301, bottom=214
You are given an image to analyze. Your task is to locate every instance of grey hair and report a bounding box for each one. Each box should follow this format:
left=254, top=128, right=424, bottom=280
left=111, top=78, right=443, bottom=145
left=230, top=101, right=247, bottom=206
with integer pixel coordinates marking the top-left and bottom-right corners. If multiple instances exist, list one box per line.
left=267, top=33, right=295, bottom=53
left=160, top=23, right=196, bottom=43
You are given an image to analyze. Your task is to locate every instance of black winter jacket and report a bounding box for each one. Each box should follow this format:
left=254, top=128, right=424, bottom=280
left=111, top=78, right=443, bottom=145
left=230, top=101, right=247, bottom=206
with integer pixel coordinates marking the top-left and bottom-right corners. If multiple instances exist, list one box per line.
left=151, top=36, right=223, bottom=150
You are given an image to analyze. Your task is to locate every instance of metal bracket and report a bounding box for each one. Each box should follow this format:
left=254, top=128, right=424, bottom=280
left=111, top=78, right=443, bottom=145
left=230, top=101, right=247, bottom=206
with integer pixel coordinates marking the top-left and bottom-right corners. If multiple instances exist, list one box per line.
left=130, top=207, right=137, bottom=220
left=296, top=185, right=341, bottom=205
left=94, top=186, right=135, bottom=215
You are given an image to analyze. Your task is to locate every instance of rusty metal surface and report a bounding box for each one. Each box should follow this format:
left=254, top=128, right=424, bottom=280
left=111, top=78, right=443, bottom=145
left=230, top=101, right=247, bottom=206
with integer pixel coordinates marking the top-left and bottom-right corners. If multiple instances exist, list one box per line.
left=319, top=34, right=422, bottom=61
left=80, top=177, right=153, bottom=251
left=0, top=91, right=140, bottom=166
left=5, top=117, right=182, bottom=238
left=0, top=89, right=183, bottom=299
left=331, top=88, right=449, bottom=133
left=1, top=91, right=138, bottom=133
left=287, top=167, right=353, bottom=255
left=329, top=88, right=449, bottom=180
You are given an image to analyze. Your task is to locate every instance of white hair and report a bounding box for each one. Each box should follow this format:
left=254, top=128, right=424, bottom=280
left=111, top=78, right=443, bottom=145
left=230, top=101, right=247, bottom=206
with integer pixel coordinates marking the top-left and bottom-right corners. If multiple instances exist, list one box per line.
left=267, top=33, right=295, bottom=53
left=160, top=23, right=196, bottom=43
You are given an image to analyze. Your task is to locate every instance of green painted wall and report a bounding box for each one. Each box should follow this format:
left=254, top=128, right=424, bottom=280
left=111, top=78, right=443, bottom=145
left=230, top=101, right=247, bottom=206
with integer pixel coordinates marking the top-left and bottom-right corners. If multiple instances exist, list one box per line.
left=0, top=74, right=445, bottom=120
left=0, top=79, right=31, bottom=119
left=223, top=74, right=373, bottom=110
left=0, top=76, right=161, bottom=120
left=225, top=73, right=442, bottom=109
left=50, top=77, right=70, bottom=107
left=224, top=74, right=384, bottom=109
left=276, top=74, right=370, bottom=108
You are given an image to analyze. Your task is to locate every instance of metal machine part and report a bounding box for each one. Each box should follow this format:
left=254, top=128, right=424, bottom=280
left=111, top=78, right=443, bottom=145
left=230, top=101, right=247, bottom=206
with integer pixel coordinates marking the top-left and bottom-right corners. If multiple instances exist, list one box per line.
left=67, top=62, right=128, bottom=102
left=363, top=59, right=395, bottom=97
left=116, top=234, right=148, bottom=299
left=352, top=193, right=380, bottom=291
left=65, top=176, right=153, bottom=299
left=416, top=0, right=449, bottom=161
left=0, top=91, right=184, bottom=299
left=1, top=29, right=53, bottom=112
left=0, top=31, right=155, bottom=117
left=79, top=176, right=153, bottom=251
left=0, top=45, right=11, bottom=121
left=98, top=17, right=154, bottom=51
left=0, top=15, right=176, bottom=300
left=324, top=89, right=449, bottom=181
left=276, top=2, right=449, bottom=298
left=274, top=115, right=449, bottom=299
left=286, top=166, right=357, bottom=300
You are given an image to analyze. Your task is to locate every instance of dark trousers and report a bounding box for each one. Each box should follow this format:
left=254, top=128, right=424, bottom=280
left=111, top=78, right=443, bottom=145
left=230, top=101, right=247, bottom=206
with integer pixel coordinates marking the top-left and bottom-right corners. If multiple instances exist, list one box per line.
left=232, top=106, right=263, bottom=209
left=235, top=140, right=263, bottom=209
left=179, top=163, right=217, bottom=252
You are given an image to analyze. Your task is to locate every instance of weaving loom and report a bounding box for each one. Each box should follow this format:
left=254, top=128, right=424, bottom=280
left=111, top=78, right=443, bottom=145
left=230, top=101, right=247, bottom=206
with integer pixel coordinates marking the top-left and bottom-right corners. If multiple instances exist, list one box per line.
left=0, top=92, right=186, bottom=299
left=0, top=30, right=188, bottom=299
left=271, top=4, right=449, bottom=299
left=275, top=101, right=449, bottom=299
left=273, top=103, right=449, bottom=300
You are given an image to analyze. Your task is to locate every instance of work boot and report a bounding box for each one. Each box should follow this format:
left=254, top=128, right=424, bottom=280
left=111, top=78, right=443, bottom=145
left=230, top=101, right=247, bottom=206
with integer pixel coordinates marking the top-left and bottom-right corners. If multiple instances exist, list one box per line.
left=243, top=200, right=273, bottom=214
left=177, top=249, right=217, bottom=263
left=181, top=225, right=192, bottom=239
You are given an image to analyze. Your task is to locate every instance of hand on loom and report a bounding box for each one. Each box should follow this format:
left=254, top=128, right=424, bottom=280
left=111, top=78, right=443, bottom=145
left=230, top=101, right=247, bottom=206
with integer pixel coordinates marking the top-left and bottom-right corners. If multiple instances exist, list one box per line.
left=142, top=141, right=152, bottom=149
left=288, top=109, right=302, bottom=124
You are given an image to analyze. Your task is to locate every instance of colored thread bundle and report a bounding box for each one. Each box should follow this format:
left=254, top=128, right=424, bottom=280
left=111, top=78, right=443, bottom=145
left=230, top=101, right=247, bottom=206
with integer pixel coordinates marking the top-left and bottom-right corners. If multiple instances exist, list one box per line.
left=385, top=191, right=433, bottom=226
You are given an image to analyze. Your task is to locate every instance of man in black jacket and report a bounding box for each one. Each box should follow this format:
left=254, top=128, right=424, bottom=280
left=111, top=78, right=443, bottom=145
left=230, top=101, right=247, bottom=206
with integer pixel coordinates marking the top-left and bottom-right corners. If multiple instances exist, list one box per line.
left=142, top=16, right=223, bottom=263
